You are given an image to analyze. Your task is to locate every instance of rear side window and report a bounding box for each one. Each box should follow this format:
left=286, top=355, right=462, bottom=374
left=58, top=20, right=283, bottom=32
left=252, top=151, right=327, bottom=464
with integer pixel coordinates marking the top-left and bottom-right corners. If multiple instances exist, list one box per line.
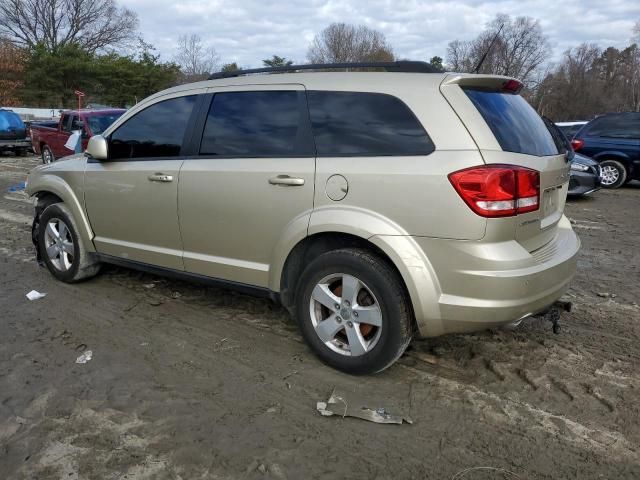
left=110, top=95, right=196, bottom=160
left=307, top=91, right=435, bottom=156
left=583, top=114, right=640, bottom=139
left=200, top=91, right=312, bottom=157
left=464, top=88, right=559, bottom=156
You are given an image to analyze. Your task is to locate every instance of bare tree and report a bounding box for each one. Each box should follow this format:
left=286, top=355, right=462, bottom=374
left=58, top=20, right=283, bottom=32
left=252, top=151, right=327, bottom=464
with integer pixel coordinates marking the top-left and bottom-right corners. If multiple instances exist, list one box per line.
left=0, top=0, right=138, bottom=53
left=173, top=34, right=219, bottom=78
left=307, top=23, right=394, bottom=64
left=446, top=14, right=550, bottom=87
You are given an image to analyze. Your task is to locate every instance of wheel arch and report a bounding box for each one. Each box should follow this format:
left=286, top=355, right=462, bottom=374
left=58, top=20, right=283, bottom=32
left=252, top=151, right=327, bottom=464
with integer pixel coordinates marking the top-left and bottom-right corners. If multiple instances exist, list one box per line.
left=29, top=179, right=95, bottom=253
left=276, top=230, right=442, bottom=337
left=592, top=151, right=631, bottom=168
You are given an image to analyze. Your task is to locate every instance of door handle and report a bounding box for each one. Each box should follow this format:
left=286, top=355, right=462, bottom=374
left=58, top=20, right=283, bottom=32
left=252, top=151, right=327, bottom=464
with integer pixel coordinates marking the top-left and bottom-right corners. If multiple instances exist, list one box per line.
left=148, top=173, right=173, bottom=183
left=269, top=175, right=305, bottom=186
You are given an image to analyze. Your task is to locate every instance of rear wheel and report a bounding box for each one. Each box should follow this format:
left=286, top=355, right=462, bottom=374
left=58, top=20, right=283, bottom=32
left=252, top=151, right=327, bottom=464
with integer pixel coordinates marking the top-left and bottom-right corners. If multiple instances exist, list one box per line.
left=295, top=248, right=413, bottom=375
left=599, top=160, right=627, bottom=189
left=42, top=145, right=54, bottom=164
left=16, top=148, right=29, bottom=157
left=37, top=203, right=100, bottom=283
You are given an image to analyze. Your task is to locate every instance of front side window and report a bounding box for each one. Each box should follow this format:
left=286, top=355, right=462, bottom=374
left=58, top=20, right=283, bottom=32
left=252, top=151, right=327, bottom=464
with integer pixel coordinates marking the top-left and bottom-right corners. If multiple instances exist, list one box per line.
left=464, top=88, right=559, bottom=156
left=307, top=91, right=435, bottom=156
left=200, top=91, right=311, bottom=157
left=110, top=95, right=196, bottom=160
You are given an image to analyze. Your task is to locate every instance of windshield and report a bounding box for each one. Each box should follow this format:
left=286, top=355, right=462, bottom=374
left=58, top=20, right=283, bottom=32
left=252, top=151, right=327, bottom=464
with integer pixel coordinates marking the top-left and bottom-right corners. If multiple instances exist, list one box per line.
left=463, top=88, right=559, bottom=156
left=87, top=112, right=124, bottom=135
left=0, top=110, right=25, bottom=133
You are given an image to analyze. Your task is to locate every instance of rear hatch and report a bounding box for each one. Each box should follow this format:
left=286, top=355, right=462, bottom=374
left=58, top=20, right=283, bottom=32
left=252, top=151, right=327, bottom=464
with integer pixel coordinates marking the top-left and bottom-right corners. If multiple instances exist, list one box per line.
left=440, top=74, right=571, bottom=252
left=0, top=110, right=27, bottom=141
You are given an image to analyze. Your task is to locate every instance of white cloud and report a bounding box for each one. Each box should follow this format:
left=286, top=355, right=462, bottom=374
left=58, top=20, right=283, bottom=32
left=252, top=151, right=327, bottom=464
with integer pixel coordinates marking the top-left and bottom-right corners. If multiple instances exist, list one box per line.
left=120, top=0, right=640, bottom=67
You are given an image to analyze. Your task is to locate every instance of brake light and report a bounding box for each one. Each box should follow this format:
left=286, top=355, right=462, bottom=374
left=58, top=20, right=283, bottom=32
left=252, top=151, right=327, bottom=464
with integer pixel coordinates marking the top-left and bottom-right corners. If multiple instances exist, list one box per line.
left=502, top=79, right=523, bottom=94
left=448, top=165, right=540, bottom=218
left=571, top=138, right=584, bottom=151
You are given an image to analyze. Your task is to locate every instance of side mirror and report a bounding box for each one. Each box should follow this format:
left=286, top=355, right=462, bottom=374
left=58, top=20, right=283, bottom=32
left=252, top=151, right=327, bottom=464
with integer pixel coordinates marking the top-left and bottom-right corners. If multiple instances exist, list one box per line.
left=86, top=135, right=108, bottom=160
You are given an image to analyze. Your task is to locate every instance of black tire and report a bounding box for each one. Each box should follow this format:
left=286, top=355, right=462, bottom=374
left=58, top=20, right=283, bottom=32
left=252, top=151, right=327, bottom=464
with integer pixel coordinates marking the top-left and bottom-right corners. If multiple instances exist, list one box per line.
left=16, top=148, right=29, bottom=157
left=41, top=145, right=54, bottom=164
left=295, top=248, right=413, bottom=375
left=37, top=203, right=101, bottom=283
left=599, top=159, right=627, bottom=189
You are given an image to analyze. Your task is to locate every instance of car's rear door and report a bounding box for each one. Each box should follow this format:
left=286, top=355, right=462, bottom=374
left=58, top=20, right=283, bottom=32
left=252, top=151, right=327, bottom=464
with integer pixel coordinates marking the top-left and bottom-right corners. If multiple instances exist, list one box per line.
left=84, top=93, right=200, bottom=270
left=178, top=84, right=316, bottom=287
left=441, top=75, right=570, bottom=252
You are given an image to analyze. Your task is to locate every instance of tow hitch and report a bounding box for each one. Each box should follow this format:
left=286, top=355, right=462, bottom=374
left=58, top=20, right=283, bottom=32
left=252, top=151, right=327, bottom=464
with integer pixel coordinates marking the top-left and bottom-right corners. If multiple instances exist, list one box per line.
left=544, top=300, right=572, bottom=334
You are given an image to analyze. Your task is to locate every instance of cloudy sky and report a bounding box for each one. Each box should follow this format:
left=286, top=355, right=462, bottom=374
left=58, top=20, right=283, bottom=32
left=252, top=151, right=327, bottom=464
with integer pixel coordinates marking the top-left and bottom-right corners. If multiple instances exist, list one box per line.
left=120, top=0, right=640, bottom=68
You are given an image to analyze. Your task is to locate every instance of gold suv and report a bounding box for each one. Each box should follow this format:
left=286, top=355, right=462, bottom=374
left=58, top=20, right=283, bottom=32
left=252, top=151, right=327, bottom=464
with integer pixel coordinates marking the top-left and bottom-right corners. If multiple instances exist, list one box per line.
left=26, top=62, right=580, bottom=374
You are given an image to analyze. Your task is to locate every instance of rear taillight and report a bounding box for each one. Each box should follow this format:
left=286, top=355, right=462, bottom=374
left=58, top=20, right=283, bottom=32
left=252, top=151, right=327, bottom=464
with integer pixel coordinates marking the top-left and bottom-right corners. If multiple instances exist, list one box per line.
left=571, top=138, right=584, bottom=151
left=448, top=165, right=540, bottom=218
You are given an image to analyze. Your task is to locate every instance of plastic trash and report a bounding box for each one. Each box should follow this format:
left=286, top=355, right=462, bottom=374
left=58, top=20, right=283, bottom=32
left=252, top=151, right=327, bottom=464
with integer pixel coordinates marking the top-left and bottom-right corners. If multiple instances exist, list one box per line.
left=75, top=350, right=93, bottom=364
left=26, top=290, right=47, bottom=301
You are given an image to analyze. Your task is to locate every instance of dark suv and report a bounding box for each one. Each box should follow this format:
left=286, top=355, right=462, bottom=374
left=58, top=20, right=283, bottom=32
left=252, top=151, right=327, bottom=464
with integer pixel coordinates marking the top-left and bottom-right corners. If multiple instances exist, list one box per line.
left=0, top=109, right=31, bottom=156
left=571, top=112, right=640, bottom=188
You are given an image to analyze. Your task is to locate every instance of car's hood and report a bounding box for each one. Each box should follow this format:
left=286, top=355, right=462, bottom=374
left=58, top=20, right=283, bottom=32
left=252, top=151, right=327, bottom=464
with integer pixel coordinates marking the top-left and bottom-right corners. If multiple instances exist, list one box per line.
left=572, top=153, right=598, bottom=167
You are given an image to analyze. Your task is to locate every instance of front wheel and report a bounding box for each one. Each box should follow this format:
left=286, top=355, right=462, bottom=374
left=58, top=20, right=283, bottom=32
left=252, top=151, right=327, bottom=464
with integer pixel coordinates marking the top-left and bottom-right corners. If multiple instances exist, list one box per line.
left=295, top=248, right=413, bottom=375
left=37, top=203, right=101, bottom=283
left=599, top=160, right=627, bottom=189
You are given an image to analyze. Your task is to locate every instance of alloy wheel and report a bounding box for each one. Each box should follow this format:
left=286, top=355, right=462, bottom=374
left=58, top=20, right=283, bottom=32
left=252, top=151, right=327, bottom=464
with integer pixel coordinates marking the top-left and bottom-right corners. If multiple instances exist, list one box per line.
left=43, top=218, right=75, bottom=271
left=309, top=273, right=383, bottom=357
left=600, top=165, right=619, bottom=186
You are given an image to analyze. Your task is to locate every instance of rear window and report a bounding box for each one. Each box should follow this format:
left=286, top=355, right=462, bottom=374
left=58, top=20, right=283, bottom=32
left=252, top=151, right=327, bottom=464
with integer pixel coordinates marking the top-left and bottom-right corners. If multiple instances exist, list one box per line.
left=0, top=110, right=25, bottom=132
left=464, top=88, right=559, bottom=156
left=583, top=114, right=640, bottom=139
left=307, top=91, right=435, bottom=156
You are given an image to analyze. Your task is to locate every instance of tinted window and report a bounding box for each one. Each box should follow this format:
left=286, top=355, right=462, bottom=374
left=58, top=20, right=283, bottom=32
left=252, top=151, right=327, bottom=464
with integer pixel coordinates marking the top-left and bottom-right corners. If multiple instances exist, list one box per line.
left=584, top=114, right=640, bottom=139
left=200, top=91, right=311, bottom=156
left=464, top=88, right=559, bottom=156
left=110, top=96, right=196, bottom=159
left=307, top=91, right=434, bottom=156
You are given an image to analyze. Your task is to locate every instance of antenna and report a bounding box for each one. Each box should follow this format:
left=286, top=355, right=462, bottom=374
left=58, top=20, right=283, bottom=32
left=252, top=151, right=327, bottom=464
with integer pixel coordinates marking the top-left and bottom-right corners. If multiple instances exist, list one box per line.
left=473, top=23, right=505, bottom=74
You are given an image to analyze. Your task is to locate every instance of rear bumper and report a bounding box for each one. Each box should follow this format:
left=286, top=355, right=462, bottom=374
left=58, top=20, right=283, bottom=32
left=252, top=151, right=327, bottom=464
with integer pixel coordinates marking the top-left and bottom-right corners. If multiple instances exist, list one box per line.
left=0, top=138, right=31, bottom=149
left=411, top=215, right=580, bottom=337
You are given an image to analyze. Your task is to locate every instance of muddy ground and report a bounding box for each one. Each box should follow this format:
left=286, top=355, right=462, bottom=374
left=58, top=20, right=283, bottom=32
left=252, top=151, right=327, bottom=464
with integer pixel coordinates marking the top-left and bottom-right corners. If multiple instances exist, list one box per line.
left=0, top=154, right=639, bottom=479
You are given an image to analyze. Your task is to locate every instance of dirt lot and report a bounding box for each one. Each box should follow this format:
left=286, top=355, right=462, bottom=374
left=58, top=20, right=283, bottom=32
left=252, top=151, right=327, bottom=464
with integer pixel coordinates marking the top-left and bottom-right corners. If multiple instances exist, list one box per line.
left=1, top=154, right=639, bottom=479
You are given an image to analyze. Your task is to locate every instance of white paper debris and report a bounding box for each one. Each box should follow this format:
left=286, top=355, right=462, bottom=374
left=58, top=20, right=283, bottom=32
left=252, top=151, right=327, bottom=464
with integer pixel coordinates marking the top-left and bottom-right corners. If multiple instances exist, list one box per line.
left=76, top=350, right=93, bottom=364
left=26, top=290, right=47, bottom=301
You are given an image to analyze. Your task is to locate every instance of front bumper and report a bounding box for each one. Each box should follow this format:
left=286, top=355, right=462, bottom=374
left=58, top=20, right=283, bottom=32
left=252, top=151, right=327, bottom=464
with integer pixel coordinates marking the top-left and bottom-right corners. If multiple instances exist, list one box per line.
left=568, top=169, right=601, bottom=196
left=411, top=215, right=580, bottom=337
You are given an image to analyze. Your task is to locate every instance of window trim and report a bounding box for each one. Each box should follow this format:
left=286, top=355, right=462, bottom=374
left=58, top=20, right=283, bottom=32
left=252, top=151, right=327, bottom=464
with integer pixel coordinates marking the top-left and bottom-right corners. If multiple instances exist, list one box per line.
left=104, top=94, right=200, bottom=162
left=193, top=90, right=316, bottom=159
left=307, top=90, right=435, bottom=158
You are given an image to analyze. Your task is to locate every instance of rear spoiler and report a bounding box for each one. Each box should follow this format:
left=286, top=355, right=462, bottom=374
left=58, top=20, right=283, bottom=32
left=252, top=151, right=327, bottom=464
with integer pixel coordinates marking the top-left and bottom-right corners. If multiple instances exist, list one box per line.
left=441, top=74, right=524, bottom=94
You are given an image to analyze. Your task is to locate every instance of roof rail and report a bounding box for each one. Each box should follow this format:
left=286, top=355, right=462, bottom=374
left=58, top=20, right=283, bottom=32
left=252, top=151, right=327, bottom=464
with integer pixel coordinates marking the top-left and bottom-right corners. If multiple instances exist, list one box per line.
left=208, top=61, right=441, bottom=80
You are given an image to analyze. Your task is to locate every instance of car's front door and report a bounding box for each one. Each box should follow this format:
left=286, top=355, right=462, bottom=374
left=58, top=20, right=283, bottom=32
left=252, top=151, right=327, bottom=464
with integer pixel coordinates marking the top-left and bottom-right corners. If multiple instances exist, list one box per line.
left=178, top=85, right=316, bottom=287
left=84, top=93, right=200, bottom=270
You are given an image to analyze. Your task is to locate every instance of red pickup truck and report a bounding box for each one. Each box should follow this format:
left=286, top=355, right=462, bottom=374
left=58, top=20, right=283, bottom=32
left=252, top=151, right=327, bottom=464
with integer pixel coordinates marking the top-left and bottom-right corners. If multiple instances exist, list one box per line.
left=31, top=109, right=126, bottom=163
